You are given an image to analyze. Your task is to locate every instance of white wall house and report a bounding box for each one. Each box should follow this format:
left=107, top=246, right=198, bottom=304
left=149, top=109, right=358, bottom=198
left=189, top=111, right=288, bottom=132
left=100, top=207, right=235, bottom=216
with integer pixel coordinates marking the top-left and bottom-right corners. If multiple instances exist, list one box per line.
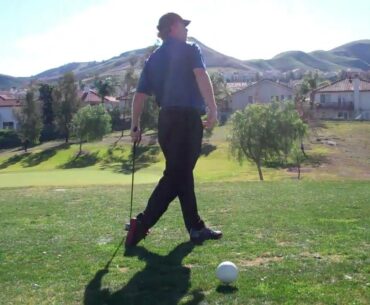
left=231, top=79, right=294, bottom=111
left=313, top=77, right=370, bottom=120
left=0, top=93, right=21, bottom=129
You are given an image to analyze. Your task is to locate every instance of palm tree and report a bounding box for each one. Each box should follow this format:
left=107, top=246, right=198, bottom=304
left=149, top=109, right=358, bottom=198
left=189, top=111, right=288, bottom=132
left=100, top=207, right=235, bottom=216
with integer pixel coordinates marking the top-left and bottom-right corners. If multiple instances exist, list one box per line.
left=95, top=79, right=115, bottom=105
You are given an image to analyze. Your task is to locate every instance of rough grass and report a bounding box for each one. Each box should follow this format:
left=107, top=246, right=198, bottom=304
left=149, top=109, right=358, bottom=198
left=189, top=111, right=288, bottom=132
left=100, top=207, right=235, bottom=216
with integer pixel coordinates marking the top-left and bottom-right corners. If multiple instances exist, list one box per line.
left=1, top=181, right=369, bottom=304
left=1, top=122, right=370, bottom=187
left=304, top=121, right=370, bottom=180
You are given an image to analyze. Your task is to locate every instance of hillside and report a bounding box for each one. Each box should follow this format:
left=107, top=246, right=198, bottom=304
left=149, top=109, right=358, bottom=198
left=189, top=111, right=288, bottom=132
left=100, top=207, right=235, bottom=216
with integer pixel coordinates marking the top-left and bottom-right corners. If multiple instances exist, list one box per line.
left=244, top=40, right=370, bottom=72
left=0, top=74, right=29, bottom=90
left=1, top=39, right=370, bottom=88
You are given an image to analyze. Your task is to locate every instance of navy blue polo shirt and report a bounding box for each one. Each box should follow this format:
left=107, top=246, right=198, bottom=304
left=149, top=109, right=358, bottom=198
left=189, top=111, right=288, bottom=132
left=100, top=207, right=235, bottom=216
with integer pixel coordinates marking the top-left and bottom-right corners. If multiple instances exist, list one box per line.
left=137, top=37, right=206, bottom=114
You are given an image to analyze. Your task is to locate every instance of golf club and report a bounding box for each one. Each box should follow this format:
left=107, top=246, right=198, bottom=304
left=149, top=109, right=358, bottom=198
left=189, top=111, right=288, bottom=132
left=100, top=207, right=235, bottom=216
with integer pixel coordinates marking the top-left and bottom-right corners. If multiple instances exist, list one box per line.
left=125, top=139, right=137, bottom=232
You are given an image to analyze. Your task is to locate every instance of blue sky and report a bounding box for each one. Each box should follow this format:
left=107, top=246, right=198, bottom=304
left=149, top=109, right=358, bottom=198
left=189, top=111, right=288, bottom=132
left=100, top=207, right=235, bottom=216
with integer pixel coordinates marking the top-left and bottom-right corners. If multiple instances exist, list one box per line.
left=1, top=0, right=369, bottom=77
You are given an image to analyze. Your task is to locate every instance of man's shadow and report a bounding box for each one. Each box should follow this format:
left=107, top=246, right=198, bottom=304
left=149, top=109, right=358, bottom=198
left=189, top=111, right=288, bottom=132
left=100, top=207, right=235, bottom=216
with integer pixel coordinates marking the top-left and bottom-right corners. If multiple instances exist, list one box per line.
left=84, top=241, right=205, bottom=305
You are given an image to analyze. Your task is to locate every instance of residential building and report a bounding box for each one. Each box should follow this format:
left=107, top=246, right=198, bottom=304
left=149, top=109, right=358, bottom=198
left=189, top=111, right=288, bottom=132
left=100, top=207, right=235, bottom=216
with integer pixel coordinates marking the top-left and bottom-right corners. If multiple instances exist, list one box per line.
left=313, top=77, right=370, bottom=120
left=0, top=92, right=22, bottom=129
left=79, top=89, right=119, bottom=110
left=231, top=79, right=294, bottom=111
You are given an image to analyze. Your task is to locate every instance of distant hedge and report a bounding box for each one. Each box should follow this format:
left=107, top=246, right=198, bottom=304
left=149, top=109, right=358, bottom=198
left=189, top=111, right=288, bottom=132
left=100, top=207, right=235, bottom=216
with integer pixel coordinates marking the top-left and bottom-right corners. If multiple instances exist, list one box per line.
left=0, top=130, right=22, bottom=149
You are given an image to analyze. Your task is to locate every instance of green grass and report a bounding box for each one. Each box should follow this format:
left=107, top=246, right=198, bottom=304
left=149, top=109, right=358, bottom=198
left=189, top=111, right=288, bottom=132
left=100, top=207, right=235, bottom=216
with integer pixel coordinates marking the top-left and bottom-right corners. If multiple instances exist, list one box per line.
left=1, top=122, right=370, bottom=304
left=1, top=181, right=369, bottom=304
left=1, top=122, right=370, bottom=187
left=0, top=126, right=289, bottom=187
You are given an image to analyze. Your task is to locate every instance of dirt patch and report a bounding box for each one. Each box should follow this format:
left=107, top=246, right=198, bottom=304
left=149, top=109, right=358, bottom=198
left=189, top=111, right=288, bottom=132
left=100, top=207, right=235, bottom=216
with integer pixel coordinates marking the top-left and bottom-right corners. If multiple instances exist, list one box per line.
left=277, top=241, right=295, bottom=247
left=238, top=256, right=283, bottom=267
left=184, top=264, right=195, bottom=269
left=299, top=252, right=345, bottom=262
left=118, top=267, right=129, bottom=273
left=307, top=122, right=370, bottom=179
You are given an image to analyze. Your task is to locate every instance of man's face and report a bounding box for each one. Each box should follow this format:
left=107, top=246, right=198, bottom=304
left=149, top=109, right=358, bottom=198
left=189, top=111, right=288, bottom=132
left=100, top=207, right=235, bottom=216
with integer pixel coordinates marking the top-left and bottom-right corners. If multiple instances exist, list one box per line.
left=170, top=21, right=188, bottom=41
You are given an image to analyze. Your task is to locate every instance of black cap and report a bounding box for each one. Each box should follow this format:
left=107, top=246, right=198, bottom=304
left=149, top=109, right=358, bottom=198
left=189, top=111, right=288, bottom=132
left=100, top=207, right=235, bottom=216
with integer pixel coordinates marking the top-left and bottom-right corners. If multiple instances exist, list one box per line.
left=157, top=13, right=191, bottom=32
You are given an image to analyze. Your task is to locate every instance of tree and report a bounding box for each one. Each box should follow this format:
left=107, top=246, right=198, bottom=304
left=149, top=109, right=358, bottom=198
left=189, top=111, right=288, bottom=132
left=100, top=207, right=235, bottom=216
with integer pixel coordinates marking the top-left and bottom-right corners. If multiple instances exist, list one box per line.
left=229, top=104, right=272, bottom=181
left=95, top=78, right=115, bottom=104
left=290, top=143, right=306, bottom=180
left=274, top=102, right=307, bottom=164
left=15, top=90, right=42, bottom=152
left=123, top=66, right=139, bottom=95
left=210, top=72, right=231, bottom=124
left=120, top=64, right=139, bottom=136
left=229, top=102, right=307, bottom=181
left=210, top=72, right=230, bottom=104
left=141, top=97, right=159, bottom=132
left=39, top=83, right=56, bottom=141
left=295, top=72, right=324, bottom=133
left=53, top=72, right=80, bottom=143
left=109, top=106, right=123, bottom=131
left=72, top=105, right=111, bottom=155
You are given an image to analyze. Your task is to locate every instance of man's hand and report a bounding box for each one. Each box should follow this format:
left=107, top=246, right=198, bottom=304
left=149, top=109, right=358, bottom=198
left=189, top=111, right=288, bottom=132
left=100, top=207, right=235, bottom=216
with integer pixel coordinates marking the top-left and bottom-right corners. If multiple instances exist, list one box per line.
left=130, top=92, right=147, bottom=144
left=193, top=68, right=218, bottom=130
left=130, top=126, right=142, bottom=143
left=203, top=110, right=218, bottom=129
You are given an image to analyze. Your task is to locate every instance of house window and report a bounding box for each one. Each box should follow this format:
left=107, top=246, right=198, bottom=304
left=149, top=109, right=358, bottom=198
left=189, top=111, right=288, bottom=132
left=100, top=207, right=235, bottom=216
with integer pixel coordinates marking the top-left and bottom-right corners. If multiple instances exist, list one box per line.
left=281, top=95, right=284, bottom=100
left=320, top=94, right=325, bottom=103
left=3, top=122, right=14, bottom=129
left=248, top=96, right=253, bottom=103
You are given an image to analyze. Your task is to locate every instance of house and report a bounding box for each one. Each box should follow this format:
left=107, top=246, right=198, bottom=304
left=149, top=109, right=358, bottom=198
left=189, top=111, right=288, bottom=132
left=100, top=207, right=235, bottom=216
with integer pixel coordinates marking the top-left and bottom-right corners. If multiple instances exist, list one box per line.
left=313, top=77, right=370, bottom=120
left=0, top=92, right=22, bottom=129
left=79, top=89, right=119, bottom=110
left=231, top=79, right=294, bottom=111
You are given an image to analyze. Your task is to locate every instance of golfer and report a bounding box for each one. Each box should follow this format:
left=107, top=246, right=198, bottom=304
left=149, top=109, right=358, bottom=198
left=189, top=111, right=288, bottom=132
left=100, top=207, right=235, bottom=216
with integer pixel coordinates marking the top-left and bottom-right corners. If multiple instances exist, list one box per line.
left=126, top=12, right=222, bottom=247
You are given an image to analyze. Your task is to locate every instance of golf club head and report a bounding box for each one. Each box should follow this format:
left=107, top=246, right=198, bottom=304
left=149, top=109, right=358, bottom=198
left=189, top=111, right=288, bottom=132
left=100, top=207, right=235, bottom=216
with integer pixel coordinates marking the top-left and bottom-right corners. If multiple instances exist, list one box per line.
left=125, top=222, right=130, bottom=231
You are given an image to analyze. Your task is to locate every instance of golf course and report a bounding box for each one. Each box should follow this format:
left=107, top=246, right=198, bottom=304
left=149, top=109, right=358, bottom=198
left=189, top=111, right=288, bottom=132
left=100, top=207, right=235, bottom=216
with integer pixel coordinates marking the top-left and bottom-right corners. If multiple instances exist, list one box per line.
left=1, top=121, right=369, bottom=304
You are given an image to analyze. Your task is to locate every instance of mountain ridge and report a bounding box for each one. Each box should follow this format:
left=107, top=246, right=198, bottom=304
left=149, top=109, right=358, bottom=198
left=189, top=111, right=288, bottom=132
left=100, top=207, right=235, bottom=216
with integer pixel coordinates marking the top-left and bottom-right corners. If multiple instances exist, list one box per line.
left=1, top=39, right=369, bottom=89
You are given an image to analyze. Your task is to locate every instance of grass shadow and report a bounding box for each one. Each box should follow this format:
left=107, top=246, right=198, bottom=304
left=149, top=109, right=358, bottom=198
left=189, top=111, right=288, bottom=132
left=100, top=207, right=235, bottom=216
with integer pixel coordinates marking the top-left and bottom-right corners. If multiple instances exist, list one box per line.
left=101, top=144, right=160, bottom=174
left=60, top=151, right=100, bottom=169
left=263, top=159, right=289, bottom=169
left=264, top=152, right=330, bottom=169
left=0, top=153, right=30, bottom=169
left=216, top=284, right=239, bottom=294
left=305, top=153, right=331, bottom=167
left=0, top=143, right=71, bottom=169
left=21, top=149, right=57, bottom=167
left=201, top=143, right=217, bottom=157
left=84, top=242, right=204, bottom=305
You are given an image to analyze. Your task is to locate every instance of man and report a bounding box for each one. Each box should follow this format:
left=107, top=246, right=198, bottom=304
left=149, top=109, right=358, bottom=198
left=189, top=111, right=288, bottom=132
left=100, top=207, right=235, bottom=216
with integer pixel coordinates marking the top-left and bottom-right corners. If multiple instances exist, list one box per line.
left=125, top=12, right=222, bottom=247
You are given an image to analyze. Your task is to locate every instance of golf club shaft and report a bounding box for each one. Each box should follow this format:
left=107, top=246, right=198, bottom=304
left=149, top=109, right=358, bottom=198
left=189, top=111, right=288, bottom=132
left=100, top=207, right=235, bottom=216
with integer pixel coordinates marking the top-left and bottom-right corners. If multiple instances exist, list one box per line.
left=129, top=141, right=136, bottom=221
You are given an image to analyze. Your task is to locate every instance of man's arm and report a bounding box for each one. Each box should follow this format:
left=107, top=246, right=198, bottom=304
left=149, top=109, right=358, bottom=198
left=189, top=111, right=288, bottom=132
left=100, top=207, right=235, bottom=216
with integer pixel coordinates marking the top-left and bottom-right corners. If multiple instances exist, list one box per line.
left=130, top=92, right=148, bottom=142
left=193, top=68, right=218, bottom=129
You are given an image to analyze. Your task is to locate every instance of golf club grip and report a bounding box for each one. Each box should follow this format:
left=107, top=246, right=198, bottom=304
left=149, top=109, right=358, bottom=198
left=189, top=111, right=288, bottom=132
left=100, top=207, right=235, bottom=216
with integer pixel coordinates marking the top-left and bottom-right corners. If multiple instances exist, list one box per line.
left=133, top=126, right=141, bottom=144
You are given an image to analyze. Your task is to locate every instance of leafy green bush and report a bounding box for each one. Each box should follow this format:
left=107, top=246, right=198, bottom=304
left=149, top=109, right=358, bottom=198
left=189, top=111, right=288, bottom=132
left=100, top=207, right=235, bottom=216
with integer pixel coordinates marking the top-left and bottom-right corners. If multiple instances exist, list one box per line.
left=0, top=129, right=22, bottom=149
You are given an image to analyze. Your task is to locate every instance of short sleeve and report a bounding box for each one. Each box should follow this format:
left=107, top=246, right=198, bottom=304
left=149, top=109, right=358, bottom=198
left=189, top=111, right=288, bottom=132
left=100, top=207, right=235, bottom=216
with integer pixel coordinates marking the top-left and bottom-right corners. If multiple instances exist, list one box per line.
left=189, top=43, right=206, bottom=69
left=136, top=60, right=152, bottom=95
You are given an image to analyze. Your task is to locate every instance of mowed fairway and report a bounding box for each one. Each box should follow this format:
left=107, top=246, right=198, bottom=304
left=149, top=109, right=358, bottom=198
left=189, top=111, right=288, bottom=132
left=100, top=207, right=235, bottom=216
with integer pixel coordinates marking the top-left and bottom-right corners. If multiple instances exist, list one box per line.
left=1, top=182, right=369, bottom=304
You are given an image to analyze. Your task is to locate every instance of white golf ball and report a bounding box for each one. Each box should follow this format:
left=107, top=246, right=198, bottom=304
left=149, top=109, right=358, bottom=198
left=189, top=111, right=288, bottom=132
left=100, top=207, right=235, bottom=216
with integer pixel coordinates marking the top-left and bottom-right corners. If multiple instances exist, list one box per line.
left=216, top=261, right=238, bottom=284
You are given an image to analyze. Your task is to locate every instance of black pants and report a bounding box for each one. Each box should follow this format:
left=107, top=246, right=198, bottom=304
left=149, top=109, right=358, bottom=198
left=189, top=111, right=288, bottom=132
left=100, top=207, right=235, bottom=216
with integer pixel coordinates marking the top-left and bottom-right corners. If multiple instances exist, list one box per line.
left=138, top=107, right=205, bottom=233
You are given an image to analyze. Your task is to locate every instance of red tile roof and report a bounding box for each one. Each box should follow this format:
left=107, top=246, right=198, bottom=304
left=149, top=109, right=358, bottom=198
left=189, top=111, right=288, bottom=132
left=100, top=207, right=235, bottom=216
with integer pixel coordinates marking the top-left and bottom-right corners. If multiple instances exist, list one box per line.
left=80, top=90, right=118, bottom=105
left=0, top=94, right=22, bottom=107
left=316, top=78, right=370, bottom=93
